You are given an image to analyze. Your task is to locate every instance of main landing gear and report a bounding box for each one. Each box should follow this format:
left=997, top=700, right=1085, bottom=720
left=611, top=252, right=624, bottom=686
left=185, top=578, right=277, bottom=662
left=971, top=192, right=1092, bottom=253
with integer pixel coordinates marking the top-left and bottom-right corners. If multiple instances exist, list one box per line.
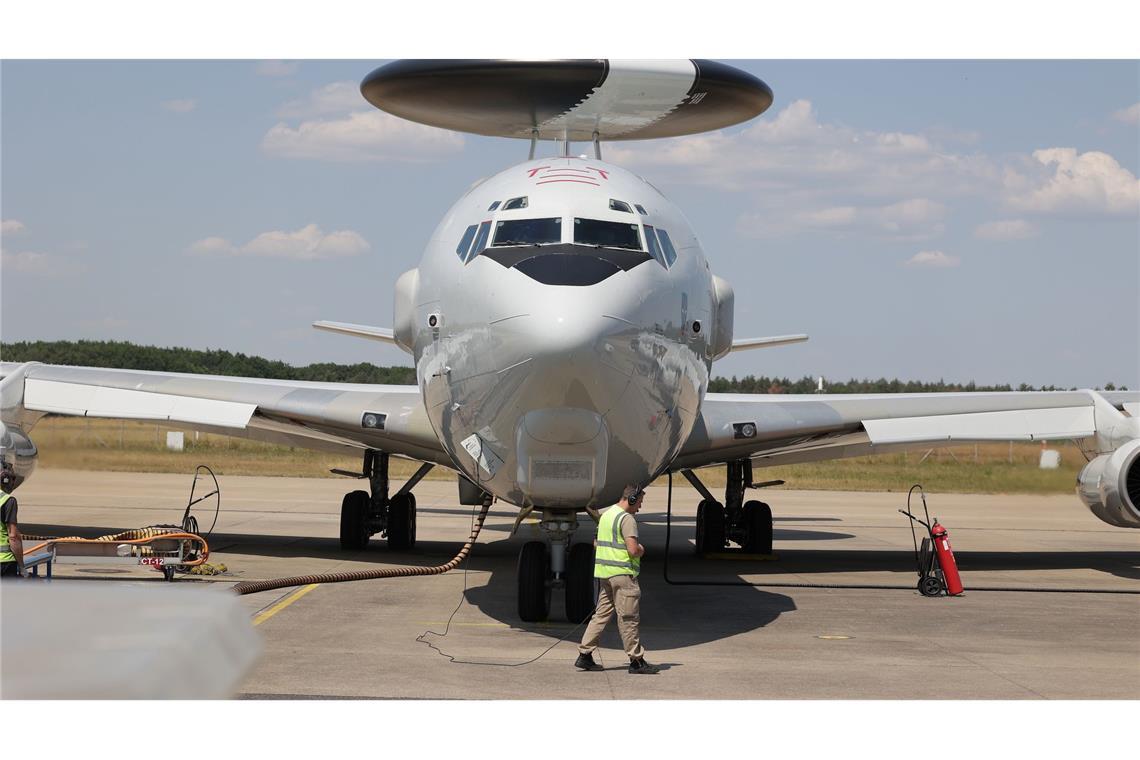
left=685, top=460, right=775, bottom=555
left=517, top=511, right=596, bottom=624
left=338, top=449, right=434, bottom=551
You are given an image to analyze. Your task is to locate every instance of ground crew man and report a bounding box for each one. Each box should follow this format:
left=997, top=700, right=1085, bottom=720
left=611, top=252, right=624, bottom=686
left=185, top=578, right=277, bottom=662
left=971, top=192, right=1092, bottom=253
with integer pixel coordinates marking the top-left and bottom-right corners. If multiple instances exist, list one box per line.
left=575, top=484, right=660, bottom=674
left=1, top=464, right=25, bottom=579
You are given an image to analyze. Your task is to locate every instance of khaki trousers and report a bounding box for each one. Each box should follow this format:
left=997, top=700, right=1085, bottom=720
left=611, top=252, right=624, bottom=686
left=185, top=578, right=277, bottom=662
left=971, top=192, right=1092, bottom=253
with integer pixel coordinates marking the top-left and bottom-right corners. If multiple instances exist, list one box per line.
left=578, top=573, right=645, bottom=660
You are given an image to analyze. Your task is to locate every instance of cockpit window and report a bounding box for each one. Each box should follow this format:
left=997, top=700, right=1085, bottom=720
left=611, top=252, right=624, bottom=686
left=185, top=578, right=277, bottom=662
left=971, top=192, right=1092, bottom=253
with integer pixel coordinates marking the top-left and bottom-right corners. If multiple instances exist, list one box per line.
left=635, top=204, right=648, bottom=215
left=456, top=224, right=477, bottom=261
left=644, top=225, right=667, bottom=267
left=467, top=221, right=492, bottom=262
left=655, top=228, right=678, bottom=267
left=609, top=199, right=633, bottom=213
left=487, top=200, right=501, bottom=211
left=492, top=217, right=562, bottom=247
left=502, top=196, right=528, bottom=210
left=573, top=218, right=642, bottom=251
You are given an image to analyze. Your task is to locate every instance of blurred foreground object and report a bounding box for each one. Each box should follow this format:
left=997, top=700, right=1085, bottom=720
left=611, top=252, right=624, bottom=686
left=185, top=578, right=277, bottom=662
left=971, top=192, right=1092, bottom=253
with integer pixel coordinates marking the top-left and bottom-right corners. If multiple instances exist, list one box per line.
left=1, top=581, right=260, bottom=698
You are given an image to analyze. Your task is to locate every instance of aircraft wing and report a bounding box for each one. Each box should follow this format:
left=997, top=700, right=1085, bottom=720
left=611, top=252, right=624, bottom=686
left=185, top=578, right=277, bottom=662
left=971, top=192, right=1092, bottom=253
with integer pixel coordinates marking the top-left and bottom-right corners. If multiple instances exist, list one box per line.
left=674, top=390, right=1140, bottom=470
left=0, top=362, right=450, bottom=467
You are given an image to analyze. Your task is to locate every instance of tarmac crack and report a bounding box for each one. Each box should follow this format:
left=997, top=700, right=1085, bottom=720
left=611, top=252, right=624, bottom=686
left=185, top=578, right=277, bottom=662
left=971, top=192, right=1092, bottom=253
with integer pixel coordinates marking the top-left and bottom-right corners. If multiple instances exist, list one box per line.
left=925, top=637, right=1047, bottom=698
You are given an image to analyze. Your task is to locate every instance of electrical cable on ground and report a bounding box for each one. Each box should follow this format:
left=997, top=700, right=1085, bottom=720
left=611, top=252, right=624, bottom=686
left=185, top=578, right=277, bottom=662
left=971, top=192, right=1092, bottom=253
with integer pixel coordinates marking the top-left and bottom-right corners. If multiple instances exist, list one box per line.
left=663, top=471, right=1140, bottom=595
left=415, top=502, right=595, bottom=667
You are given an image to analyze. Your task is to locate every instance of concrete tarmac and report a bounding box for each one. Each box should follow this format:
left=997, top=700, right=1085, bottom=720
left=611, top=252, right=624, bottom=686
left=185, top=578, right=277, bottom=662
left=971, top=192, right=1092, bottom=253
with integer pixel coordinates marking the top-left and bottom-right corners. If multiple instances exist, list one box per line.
left=11, top=469, right=1140, bottom=699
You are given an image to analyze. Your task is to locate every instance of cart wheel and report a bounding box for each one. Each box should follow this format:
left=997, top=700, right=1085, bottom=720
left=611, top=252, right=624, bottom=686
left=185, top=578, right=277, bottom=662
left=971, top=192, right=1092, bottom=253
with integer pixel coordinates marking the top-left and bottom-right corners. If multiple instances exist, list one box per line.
left=918, top=575, right=943, bottom=597
left=162, top=566, right=176, bottom=582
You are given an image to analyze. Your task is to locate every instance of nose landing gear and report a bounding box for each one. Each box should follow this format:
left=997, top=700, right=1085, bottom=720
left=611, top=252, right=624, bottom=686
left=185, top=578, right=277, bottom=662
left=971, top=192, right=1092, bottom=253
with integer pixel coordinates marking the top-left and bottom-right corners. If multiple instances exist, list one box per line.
left=336, top=449, right=431, bottom=551
left=686, top=460, right=778, bottom=555
left=517, top=511, right=596, bottom=623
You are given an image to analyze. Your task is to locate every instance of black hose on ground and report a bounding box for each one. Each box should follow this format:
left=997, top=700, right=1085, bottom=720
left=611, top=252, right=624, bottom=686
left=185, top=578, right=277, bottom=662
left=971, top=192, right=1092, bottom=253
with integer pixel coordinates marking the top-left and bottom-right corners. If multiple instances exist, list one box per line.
left=231, top=495, right=493, bottom=596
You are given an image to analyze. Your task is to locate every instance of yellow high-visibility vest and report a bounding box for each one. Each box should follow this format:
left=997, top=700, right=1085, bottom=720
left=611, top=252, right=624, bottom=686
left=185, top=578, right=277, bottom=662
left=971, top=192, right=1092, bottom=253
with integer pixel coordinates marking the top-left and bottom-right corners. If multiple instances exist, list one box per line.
left=594, top=505, right=639, bottom=579
left=0, top=492, right=13, bottom=563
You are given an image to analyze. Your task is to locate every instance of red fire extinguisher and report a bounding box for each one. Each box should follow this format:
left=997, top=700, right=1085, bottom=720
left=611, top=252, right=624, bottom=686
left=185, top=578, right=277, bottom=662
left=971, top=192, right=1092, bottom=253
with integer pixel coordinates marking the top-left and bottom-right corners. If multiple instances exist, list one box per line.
left=930, top=521, right=964, bottom=596
left=900, top=485, right=966, bottom=597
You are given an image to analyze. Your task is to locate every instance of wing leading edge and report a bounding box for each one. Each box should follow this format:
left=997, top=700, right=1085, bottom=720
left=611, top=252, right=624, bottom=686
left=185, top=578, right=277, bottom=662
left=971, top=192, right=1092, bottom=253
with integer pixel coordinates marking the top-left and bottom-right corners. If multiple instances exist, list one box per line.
left=676, top=390, right=1139, bottom=470
left=1, top=362, right=450, bottom=467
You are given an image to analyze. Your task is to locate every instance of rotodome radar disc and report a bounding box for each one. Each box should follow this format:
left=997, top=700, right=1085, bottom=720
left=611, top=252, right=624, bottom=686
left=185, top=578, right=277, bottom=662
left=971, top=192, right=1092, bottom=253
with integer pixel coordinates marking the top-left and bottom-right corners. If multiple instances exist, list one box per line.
left=360, top=59, right=773, bottom=142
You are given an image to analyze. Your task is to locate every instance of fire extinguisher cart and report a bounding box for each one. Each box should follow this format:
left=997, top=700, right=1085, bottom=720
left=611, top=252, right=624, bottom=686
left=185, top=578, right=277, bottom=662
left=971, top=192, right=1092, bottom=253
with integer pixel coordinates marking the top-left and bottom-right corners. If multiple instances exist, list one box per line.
left=899, top=485, right=965, bottom=597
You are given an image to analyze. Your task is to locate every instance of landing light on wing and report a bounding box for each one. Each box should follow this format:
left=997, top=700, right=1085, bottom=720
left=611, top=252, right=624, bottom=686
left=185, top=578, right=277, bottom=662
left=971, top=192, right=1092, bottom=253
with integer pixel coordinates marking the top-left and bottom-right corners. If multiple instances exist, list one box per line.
left=730, top=334, right=809, bottom=352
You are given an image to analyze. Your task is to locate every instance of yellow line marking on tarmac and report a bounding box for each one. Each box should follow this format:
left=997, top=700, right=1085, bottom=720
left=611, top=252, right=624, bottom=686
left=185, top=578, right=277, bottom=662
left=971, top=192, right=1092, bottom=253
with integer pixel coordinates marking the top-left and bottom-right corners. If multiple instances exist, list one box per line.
left=253, top=584, right=319, bottom=626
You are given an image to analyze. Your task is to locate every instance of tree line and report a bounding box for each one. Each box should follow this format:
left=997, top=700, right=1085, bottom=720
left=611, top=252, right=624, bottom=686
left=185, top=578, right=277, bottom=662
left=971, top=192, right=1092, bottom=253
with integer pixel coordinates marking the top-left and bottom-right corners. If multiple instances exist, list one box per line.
left=1, top=340, right=1126, bottom=392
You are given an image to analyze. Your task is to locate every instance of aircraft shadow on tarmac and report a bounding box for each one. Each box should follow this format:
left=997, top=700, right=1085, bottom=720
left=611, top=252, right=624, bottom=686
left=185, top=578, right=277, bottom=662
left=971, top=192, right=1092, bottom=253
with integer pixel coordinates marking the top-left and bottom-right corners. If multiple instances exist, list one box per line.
left=24, top=521, right=1140, bottom=585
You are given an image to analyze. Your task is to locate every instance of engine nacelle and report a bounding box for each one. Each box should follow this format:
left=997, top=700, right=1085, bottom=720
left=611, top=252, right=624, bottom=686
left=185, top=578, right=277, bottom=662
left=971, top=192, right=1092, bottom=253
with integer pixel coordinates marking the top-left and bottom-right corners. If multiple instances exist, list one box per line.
left=0, top=422, right=38, bottom=491
left=1077, top=438, right=1140, bottom=528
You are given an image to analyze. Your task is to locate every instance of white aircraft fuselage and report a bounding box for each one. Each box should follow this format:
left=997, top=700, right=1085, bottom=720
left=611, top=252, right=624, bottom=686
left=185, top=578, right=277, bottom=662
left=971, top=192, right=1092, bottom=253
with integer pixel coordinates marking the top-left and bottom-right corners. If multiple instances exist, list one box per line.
left=396, top=156, right=715, bottom=509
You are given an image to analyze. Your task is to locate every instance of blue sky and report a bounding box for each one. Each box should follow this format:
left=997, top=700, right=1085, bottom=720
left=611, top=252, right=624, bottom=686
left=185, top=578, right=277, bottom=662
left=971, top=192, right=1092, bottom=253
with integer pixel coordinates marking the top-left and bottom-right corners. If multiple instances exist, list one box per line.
left=2, top=59, right=1137, bottom=388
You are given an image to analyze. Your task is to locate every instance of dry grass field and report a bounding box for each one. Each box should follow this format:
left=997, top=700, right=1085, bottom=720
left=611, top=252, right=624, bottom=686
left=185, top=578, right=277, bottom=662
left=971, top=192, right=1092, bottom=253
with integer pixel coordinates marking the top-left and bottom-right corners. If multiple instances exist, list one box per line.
left=28, top=416, right=1086, bottom=495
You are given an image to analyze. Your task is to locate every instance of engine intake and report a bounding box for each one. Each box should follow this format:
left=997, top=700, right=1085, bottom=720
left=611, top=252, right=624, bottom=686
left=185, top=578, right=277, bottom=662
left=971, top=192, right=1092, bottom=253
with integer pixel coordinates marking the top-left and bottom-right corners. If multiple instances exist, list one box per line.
left=0, top=423, right=38, bottom=491
left=1077, top=438, right=1140, bottom=528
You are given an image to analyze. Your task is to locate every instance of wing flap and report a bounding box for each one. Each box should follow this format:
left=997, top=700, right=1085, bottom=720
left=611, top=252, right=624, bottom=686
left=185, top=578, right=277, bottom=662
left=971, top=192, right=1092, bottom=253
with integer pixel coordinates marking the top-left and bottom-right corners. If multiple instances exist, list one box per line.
left=862, top=406, right=1095, bottom=445
left=25, top=379, right=256, bottom=428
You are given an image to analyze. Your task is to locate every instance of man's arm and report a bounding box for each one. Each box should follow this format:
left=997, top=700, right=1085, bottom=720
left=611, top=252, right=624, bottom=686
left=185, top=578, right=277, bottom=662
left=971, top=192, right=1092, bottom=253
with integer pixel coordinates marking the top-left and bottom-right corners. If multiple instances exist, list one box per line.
left=624, top=534, right=645, bottom=558
left=6, top=522, right=24, bottom=571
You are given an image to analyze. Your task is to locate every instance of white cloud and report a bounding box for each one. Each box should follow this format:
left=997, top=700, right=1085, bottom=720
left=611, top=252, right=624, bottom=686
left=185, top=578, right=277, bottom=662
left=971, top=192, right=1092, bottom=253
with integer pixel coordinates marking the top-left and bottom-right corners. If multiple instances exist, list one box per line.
left=262, top=110, right=463, bottom=162
left=187, top=224, right=370, bottom=260
left=740, top=197, right=946, bottom=240
left=1004, top=148, right=1140, bottom=217
left=276, top=81, right=363, bottom=119
left=904, top=250, right=960, bottom=268
left=1, top=219, right=26, bottom=235
left=161, top=98, right=196, bottom=113
left=1112, top=103, right=1140, bottom=125
left=1, top=248, right=84, bottom=276
left=608, top=99, right=998, bottom=197
left=257, top=60, right=298, bottom=77
left=974, top=219, right=1037, bottom=240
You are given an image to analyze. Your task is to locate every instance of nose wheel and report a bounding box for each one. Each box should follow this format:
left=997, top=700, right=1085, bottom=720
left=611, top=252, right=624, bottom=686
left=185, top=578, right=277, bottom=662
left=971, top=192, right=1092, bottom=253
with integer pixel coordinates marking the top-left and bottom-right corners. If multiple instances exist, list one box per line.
left=518, top=541, right=551, bottom=622
left=516, top=512, right=593, bottom=622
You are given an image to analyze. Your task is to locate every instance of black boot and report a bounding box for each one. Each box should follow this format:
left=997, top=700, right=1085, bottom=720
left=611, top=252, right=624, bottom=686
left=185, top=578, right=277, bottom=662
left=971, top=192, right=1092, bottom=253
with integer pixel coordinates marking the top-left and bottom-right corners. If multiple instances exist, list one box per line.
left=628, top=657, right=660, bottom=674
left=575, top=653, right=603, bottom=671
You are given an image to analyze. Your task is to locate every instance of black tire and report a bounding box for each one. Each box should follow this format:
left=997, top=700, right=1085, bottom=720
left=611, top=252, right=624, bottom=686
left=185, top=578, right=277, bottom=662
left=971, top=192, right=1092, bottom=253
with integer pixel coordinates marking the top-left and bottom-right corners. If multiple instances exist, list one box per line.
left=919, top=575, right=944, bottom=597
left=742, top=500, right=773, bottom=554
left=387, top=492, right=417, bottom=550
left=339, top=490, right=370, bottom=550
left=518, top=541, right=550, bottom=622
left=565, top=543, right=596, bottom=624
left=695, top=500, right=726, bottom=554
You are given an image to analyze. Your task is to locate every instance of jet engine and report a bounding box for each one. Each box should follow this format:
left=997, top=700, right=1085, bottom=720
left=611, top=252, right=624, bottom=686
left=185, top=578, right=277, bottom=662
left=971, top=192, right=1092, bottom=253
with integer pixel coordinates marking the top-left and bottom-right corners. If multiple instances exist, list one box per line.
left=1077, top=438, right=1140, bottom=528
left=0, top=422, right=38, bottom=491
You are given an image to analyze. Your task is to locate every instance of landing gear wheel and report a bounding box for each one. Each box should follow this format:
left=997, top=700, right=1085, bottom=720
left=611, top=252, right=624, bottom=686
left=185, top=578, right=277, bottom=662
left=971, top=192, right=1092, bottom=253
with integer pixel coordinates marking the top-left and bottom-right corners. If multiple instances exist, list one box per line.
left=695, top=499, right=726, bottom=554
left=518, top=541, right=551, bottom=622
left=742, top=500, right=773, bottom=554
left=339, top=490, right=370, bottom=550
left=565, top=543, right=595, bottom=624
left=919, top=575, right=944, bottom=597
left=387, top=492, right=417, bottom=550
